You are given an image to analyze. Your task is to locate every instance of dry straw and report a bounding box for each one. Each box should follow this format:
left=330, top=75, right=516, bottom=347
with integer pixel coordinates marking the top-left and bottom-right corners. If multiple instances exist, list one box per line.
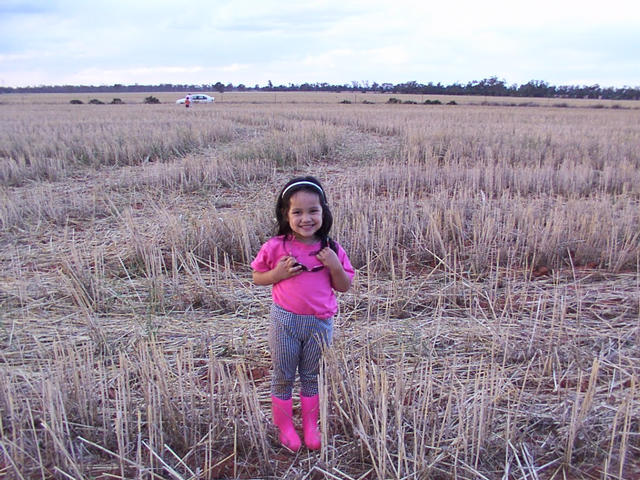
left=1, top=96, right=639, bottom=478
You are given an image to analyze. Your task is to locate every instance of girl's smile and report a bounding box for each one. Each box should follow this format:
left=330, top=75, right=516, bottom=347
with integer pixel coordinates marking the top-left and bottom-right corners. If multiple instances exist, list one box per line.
left=287, top=190, right=323, bottom=243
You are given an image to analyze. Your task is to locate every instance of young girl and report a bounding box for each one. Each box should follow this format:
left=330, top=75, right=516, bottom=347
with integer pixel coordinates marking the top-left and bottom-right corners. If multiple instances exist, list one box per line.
left=251, top=176, right=354, bottom=451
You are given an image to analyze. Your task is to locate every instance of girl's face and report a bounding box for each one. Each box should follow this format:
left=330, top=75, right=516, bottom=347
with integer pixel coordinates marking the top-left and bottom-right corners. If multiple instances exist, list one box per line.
left=286, top=190, right=323, bottom=243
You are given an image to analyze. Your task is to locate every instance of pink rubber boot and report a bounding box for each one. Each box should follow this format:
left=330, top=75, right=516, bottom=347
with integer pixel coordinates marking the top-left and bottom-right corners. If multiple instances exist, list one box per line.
left=300, top=394, right=321, bottom=450
left=271, top=396, right=301, bottom=451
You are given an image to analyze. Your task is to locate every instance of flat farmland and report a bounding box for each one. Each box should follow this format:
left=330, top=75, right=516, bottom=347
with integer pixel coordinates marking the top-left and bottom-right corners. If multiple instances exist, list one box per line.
left=3, top=90, right=639, bottom=108
left=1, top=94, right=639, bottom=479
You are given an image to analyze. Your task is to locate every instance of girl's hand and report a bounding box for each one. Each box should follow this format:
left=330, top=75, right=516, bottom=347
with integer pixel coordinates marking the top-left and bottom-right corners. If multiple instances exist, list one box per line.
left=252, top=255, right=301, bottom=286
left=315, top=247, right=340, bottom=270
left=316, top=247, right=351, bottom=292
left=272, top=255, right=302, bottom=282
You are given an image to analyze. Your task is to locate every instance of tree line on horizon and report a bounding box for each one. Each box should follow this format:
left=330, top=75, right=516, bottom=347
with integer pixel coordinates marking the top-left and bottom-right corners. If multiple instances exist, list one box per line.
left=2, top=76, right=639, bottom=100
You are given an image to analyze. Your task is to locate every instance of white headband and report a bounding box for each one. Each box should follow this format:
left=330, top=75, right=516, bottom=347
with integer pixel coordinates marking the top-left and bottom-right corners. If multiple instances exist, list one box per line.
left=281, top=181, right=325, bottom=200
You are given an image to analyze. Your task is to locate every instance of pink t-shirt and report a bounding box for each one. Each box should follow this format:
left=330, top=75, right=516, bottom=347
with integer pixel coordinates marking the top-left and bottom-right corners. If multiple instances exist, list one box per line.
left=251, top=235, right=355, bottom=319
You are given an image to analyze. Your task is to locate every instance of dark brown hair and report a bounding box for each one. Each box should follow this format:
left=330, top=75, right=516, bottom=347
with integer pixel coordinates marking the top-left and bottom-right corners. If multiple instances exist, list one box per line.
left=275, top=176, right=336, bottom=251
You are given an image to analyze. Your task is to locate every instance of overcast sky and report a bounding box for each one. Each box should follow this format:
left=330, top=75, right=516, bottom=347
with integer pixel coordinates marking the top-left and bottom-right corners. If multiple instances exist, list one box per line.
left=1, top=0, right=639, bottom=88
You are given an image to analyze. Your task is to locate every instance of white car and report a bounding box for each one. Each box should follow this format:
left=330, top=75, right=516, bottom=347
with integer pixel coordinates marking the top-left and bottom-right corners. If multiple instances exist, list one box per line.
left=176, top=94, right=215, bottom=104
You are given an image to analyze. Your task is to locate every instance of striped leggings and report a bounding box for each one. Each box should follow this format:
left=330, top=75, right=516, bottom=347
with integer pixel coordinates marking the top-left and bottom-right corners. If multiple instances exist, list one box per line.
left=268, top=303, right=333, bottom=400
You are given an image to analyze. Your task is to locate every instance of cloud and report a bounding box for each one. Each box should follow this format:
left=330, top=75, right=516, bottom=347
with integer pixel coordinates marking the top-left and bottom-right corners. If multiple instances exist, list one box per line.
left=221, top=63, right=250, bottom=73
left=1, top=0, right=639, bottom=87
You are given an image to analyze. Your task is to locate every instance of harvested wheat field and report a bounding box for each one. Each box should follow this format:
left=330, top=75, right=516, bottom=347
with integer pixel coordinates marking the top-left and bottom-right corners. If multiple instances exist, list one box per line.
left=1, top=93, right=639, bottom=479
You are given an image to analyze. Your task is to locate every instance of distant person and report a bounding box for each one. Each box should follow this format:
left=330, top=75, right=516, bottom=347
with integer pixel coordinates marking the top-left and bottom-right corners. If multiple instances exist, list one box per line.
left=251, top=176, right=354, bottom=451
left=185, top=94, right=191, bottom=108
